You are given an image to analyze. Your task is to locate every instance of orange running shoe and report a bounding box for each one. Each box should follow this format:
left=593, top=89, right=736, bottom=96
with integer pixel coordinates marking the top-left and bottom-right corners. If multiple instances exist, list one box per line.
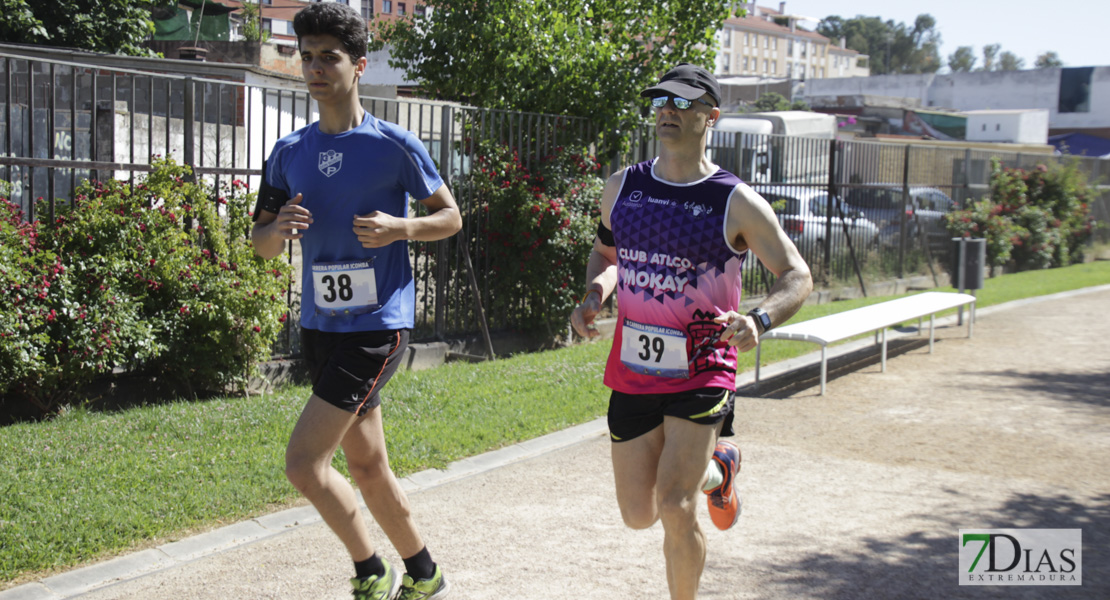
left=705, top=439, right=742, bottom=530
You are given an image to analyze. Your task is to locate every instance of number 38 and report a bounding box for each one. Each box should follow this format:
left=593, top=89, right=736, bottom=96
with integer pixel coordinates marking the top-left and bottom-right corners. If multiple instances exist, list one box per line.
left=637, top=334, right=665, bottom=363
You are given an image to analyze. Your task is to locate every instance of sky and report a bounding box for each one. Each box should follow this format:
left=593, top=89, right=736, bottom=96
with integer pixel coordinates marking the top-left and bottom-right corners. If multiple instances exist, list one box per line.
left=776, top=0, right=1109, bottom=70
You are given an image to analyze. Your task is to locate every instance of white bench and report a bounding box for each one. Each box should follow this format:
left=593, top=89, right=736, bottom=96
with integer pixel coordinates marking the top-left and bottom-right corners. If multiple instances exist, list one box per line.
left=754, top=291, right=977, bottom=395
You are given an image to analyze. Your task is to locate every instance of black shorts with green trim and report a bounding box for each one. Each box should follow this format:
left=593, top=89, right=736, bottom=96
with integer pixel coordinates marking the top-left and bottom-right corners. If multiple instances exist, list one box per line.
left=607, top=387, right=735, bottom=442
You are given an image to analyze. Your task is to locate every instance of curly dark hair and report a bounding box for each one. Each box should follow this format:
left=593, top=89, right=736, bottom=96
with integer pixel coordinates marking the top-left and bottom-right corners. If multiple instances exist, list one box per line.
left=292, top=2, right=368, bottom=64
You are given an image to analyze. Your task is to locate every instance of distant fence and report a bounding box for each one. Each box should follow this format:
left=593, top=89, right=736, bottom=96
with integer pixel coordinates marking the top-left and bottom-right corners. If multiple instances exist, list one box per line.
left=3, top=51, right=1107, bottom=356
left=706, top=130, right=1110, bottom=288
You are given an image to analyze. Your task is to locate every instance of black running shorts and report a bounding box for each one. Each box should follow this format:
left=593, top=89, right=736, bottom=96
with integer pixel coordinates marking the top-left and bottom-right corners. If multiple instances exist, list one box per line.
left=300, top=328, right=409, bottom=416
left=607, top=387, right=735, bottom=442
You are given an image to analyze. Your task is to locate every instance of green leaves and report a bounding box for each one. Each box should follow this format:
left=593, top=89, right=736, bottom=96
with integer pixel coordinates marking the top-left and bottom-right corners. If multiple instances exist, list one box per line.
left=818, top=13, right=941, bottom=75
left=458, top=138, right=603, bottom=338
left=943, top=158, right=1094, bottom=274
left=0, top=159, right=291, bottom=418
left=372, top=0, right=730, bottom=156
left=0, top=0, right=159, bottom=56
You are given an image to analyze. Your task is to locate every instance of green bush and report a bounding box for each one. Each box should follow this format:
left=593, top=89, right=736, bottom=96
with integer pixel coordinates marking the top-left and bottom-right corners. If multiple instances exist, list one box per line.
left=945, top=158, right=1094, bottom=274
left=0, top=158, right=291, bottom=417
left=460, top=140, right=604, bottom=339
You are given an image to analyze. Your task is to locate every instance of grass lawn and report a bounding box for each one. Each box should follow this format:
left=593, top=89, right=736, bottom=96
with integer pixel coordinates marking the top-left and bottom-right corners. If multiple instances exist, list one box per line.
left=1, top=261, right=1108, bottom=586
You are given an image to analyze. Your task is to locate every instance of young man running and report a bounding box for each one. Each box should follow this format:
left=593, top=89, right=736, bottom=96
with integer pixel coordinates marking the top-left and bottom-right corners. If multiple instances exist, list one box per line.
left=251, top=4, right=460, bottom=599
left=570, top=63, right=813, bottom=599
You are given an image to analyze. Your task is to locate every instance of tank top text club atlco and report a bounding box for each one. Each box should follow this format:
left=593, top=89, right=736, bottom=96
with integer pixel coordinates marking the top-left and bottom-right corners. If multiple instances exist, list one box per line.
left=604, top=159, right=747, bottom=395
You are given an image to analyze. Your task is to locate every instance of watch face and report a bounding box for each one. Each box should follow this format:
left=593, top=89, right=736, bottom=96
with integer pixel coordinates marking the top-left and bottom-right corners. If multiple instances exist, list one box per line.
left=751, top=309, right=770, bottom=331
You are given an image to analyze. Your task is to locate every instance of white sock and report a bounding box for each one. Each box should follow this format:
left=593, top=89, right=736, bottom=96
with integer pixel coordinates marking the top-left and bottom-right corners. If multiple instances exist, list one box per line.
left=702, top=459, right=724, bottom=492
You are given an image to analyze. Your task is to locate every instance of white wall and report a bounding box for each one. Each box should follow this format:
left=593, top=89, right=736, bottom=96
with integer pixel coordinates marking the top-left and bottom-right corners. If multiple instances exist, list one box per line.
left=966, top=110, right=1050, bottom=145
left=806, top=67, right=1110, bottom=131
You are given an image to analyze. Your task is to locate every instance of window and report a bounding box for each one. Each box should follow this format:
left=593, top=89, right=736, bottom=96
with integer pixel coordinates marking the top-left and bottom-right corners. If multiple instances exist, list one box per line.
left=1058, top=67, right=1093, bottom=113
left=743, top=57, right=749, bottom=71
left=414, top=4, right=426, bottom=15
left=361, top=0, right=374, bottom=20
left=398, top=2, right=405, bottom=14
left=723, top=29, right=731, bottom=48
left=722, top=53, right=731, bottom=73
left=382, top=0, right=392, bottom=13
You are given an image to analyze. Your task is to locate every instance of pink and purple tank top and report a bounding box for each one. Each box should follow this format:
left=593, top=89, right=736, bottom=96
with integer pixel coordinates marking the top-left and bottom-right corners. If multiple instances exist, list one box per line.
left=604, top=159, right=746, bottom=394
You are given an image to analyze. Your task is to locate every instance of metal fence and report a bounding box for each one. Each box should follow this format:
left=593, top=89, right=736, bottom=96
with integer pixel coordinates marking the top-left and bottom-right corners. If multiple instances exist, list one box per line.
left=4, top=51, right=1108, bottom=354
left=706, top=132, right=1110, bottom=292
left=0, top=51, right=608, bottom=354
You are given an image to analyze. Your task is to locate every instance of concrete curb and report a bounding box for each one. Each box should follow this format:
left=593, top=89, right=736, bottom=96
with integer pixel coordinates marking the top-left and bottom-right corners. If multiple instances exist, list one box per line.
left=4, top=284, right=1108, bottom=599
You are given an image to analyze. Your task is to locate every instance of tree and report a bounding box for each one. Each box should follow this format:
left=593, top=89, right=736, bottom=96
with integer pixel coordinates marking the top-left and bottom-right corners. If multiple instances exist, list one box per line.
left=750, top=92, right=808, bottom=112
left=979, top=43, right=1001, bottom=71
left=1035, top=51, right=1064, bottom=68
left=998, top=51, right=1025, bottom=71
left=0, top=0, right=159, bottom=56
left=817, top=13, right=941, bottom=75
left=947, top=45, right=976, bottom=72
left=237, top=0, right=270, bottom=44
left=370, top=0, right=731, bottom=155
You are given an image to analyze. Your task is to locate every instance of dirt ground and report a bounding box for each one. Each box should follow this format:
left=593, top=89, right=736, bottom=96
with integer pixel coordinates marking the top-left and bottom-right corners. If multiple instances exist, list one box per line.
left=10, top=287, right=1110, bottom=600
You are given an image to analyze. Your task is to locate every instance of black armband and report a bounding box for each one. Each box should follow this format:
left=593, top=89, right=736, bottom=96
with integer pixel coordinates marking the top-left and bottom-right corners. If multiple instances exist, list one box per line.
left=596, top=221, right=615, bottom=247
left=251, top=160, right=289, bottom=222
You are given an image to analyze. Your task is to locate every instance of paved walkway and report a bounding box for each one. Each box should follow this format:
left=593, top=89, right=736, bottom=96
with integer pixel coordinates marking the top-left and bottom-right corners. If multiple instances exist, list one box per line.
left=4, top=286, right=1109, bottom=600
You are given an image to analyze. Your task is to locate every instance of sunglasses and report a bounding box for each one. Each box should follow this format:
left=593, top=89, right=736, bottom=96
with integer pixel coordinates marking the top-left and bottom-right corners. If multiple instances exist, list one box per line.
left=650, top=95, right=715, bottom=110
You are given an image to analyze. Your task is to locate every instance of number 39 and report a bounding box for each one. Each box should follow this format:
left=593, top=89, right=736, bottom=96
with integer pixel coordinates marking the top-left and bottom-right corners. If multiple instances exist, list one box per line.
left=638, top=334, right=665, bottom=363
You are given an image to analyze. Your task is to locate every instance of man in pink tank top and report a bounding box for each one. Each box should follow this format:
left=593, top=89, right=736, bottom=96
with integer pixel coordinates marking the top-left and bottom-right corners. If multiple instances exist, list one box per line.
left=571, top=63, right=813, bottom=599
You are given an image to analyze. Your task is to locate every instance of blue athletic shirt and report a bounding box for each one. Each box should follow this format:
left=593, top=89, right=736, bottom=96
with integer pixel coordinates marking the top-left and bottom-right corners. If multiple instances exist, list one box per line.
left=264, top=112, right=444, bottom=332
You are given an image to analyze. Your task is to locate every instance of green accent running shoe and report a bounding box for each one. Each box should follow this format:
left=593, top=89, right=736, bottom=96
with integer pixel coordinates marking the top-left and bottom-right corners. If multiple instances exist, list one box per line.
left=397, top=565, right=450, bottom=600
left=350, top=559, right=401, bottom=600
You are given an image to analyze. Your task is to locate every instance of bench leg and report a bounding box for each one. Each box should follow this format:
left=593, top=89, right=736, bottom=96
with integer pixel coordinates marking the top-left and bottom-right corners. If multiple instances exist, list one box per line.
left=969, top=302, right=976, bottom=338
left=755, top=342, right=762, bottom=388
left=820, top=345, right=827, bottom=396
left=929, top=314, right=936, bottom=353
left=881, top=327, right=888, bottom=373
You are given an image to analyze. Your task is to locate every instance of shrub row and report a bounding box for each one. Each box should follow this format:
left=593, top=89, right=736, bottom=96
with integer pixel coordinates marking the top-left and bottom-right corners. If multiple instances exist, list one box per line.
left=459, top=139, right=604, bottom=338
left=945, top=158, right=1094, bottom=275
left=0, top=158, right=291, bottom=418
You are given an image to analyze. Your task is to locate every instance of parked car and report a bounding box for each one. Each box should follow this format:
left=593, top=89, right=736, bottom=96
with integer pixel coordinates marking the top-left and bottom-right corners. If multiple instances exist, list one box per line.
left=844, top=185, right=956, bottom=245
left=753, top=186, right=880, bottom=261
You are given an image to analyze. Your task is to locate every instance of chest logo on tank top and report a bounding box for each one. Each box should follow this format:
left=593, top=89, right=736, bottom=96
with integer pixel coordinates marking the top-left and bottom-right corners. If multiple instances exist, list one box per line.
left=318, top=150, right=343, bottom=177
left=683, top=201, right=714, bottom=218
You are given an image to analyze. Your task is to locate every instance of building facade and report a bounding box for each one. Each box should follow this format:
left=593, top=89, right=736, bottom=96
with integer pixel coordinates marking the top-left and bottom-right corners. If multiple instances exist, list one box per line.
left=715, top=2, right=869, bottom=81
left=215, top=0, right=426, bottom=46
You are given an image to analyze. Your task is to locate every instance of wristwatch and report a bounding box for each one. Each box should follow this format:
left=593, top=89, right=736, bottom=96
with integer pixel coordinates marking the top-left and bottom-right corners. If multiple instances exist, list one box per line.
left=747, top=307, right=772, bottom=334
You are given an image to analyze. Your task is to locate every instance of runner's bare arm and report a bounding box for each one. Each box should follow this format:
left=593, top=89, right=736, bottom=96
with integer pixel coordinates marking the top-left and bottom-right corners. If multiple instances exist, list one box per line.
left=352, top=184, right=462, bottom=248
left=716, top=182, right=813, bottom=350
left=571, top=171, right=624, bottom=338
left=252, top=193, right=310, bottom=260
